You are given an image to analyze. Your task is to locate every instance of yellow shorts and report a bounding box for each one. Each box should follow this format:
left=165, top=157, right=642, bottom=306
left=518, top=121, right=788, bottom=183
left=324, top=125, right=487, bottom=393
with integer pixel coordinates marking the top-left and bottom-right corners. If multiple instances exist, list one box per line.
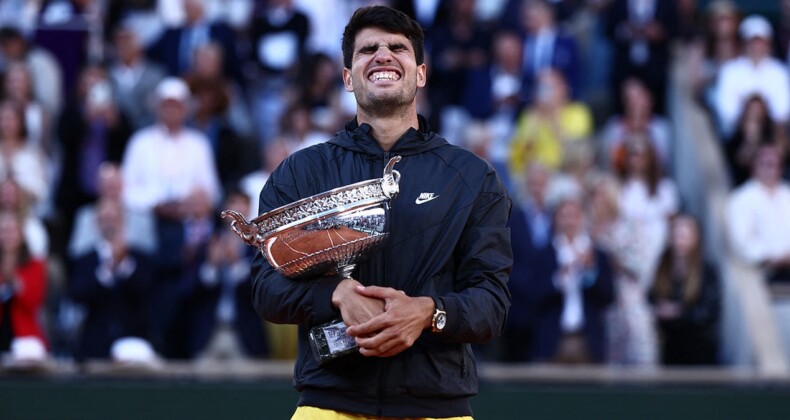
left=291, top=406, right=474, bottom=420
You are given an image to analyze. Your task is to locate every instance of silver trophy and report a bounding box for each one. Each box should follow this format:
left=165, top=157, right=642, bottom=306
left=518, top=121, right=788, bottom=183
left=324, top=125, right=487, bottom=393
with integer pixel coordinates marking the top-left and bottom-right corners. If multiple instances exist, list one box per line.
left=221, top=156, right=402, bottom=362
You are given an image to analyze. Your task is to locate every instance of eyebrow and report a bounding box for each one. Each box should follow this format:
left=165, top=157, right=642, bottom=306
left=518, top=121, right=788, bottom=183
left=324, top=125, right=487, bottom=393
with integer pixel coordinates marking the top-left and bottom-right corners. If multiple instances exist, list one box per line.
left=357, top=42, right=410, bottom=54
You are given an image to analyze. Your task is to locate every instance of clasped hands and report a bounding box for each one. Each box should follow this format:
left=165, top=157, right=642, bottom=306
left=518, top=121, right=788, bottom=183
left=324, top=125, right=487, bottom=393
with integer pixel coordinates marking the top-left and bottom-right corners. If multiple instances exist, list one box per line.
left=331, top=278, right=434, bottom=358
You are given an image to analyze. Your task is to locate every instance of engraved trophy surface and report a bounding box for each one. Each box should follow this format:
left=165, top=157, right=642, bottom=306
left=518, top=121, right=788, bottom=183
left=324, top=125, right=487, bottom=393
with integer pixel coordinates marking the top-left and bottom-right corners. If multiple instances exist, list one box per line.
left=221, top=156, right=402, bottom=363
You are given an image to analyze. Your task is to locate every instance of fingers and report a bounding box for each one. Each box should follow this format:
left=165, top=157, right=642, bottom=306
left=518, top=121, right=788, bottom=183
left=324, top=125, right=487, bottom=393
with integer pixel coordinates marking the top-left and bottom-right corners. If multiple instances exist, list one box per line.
left=354, top=285, right=403, bottom=300
left=345, top=314, right=386, bottom=338
left=355, top=328, right=413, bottom=358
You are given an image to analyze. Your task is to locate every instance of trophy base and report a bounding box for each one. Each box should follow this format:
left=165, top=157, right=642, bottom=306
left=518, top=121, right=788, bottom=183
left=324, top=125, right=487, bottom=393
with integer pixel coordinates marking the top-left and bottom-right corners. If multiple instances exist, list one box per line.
left=308, top=319, right=359, bottom=364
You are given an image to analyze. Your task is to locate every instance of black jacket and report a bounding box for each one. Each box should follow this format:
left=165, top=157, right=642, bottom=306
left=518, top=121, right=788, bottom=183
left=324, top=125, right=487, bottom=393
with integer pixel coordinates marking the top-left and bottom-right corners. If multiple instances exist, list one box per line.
left=251, top=117, right=512, bottom=418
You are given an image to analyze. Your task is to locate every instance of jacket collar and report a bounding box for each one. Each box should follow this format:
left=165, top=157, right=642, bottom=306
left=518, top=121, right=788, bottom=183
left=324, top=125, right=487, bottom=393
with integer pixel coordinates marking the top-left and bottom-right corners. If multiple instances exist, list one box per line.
left=332, top=115, right=446, bottom=157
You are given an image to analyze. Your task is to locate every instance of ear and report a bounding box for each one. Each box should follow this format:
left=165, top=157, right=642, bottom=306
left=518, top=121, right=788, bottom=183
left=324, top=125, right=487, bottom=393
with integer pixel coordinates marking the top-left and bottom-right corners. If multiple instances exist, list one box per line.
left=416, top=63, right=427, bottom=88
left=342, top=68, right=354, bottom=92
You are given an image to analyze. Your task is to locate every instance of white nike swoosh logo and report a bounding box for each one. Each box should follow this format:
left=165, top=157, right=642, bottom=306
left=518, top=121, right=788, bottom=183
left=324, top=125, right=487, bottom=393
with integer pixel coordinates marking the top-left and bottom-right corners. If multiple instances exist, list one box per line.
left=415, top=195, right=439, bottom=205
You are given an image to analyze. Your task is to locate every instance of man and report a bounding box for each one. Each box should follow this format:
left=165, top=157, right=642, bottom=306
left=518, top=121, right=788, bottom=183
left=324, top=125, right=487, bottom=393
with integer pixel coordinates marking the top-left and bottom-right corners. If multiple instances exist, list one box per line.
left=147, top=0, right=240, bottom=81
left=121, top=76, right=221, bottom=358
left=108, top=24, right=167, bottom=131
left=519, top=0, right=580, bottom=103
left=726, top=142, right=790, bottom=283
left=605, top=0, right=676, bottom=115
left=502, top=162, right=553, bottom=362
left=252, top=6, right=512, bottom=419
left=69, top=198, right=155, bottom=361
left=715, top=15, right=790, bottom=137
left=530, top=195, right=614, bottom=364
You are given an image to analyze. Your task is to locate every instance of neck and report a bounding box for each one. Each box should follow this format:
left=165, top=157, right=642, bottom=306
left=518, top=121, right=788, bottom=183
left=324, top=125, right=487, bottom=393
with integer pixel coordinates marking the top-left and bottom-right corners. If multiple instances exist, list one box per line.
left=356, top=109, right=419, bottom=151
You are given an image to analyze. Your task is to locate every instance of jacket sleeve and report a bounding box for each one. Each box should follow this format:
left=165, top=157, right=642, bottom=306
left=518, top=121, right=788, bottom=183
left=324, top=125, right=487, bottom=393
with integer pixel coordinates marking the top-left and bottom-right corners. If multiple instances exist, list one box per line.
left=250, top=158, right=343, bottom=326
left=438, top=168, right=513, bottom=343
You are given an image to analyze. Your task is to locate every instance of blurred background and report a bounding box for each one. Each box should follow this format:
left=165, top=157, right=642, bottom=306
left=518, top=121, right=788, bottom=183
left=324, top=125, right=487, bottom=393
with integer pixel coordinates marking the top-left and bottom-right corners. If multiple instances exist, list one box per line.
left=2, top=0, right=790, bottom=418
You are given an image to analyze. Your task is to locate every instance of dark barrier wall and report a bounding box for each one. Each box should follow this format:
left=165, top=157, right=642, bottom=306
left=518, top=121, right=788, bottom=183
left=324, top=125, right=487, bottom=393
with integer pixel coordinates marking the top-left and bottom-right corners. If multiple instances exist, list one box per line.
left=3, top=378, right=790, bottom=420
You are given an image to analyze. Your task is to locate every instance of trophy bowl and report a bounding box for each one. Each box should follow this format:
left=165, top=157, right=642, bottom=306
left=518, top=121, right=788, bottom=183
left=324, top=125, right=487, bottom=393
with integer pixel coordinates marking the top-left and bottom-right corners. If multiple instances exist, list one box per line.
left=221, top=156, right=401, bottom=280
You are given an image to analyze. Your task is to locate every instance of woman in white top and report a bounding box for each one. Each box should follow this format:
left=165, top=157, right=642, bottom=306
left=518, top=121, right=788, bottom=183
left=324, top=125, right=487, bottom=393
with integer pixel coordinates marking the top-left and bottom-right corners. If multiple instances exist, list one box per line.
left=605, top=132, right=679, bottom=365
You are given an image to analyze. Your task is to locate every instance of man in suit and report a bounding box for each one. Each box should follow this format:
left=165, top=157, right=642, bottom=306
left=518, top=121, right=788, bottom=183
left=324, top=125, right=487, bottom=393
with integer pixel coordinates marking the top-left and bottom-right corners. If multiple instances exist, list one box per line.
left=531, top=195, right=615, bottom=363
left=501, top=163, right=554, bottom=362
left=108, top=24, right=167, bottom=131
left=605, top=0, right=677, bottom=115
left=69, top=198, right=154, bottom=360
left=147, top=0, right=240, bottom=82
left=519, top=0, right=580, bottom=104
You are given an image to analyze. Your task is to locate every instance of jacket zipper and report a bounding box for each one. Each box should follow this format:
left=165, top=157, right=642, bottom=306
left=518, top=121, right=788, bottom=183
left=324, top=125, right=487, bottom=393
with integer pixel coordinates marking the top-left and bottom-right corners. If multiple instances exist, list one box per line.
left=378, top=152, right=391, bottom=414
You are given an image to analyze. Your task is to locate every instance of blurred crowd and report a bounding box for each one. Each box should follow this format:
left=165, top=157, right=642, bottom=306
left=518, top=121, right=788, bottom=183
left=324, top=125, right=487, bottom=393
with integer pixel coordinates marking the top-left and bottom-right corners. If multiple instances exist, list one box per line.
left=0, top=0, right=788, bottom=370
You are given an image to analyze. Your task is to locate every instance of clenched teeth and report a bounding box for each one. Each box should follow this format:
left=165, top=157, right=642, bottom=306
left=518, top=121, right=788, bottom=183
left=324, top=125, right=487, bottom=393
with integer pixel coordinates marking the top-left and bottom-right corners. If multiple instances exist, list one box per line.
left=370, top=71, right=400, bottom=81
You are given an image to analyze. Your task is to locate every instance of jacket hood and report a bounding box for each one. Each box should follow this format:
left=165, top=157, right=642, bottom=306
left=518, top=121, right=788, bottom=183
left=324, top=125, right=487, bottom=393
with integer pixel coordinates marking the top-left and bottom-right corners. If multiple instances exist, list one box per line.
left=327, top=114, right=448, bottom=157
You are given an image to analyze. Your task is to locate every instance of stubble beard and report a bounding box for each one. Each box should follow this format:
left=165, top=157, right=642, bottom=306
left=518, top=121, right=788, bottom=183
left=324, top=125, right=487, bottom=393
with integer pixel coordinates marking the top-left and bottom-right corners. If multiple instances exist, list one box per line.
left=355, top=85, right=416, bottom=120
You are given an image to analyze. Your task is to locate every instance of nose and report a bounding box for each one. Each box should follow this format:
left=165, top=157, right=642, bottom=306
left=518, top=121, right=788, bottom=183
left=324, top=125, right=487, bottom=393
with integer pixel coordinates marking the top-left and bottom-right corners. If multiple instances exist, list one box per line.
left=373, top=45, right=394, bottom=63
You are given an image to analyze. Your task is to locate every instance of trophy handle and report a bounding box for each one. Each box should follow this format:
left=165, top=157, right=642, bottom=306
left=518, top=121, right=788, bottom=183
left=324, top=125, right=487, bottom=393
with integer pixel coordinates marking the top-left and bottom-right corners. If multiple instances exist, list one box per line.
left=220, top=210, right=263, bottom=246
left=382, top=156, right=402, bottom=199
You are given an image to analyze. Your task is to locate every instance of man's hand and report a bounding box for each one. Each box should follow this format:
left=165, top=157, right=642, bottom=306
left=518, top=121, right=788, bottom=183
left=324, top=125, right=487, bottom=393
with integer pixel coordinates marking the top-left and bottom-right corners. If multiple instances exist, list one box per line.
left=331, top=279, right=385, bottom=327
left=345, top=286, right=434, bottom=358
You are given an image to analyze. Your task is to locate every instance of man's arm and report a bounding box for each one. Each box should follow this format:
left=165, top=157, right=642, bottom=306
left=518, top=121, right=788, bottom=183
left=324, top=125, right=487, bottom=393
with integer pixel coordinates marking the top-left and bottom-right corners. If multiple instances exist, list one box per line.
left=249, top=155, right=384, bottom=327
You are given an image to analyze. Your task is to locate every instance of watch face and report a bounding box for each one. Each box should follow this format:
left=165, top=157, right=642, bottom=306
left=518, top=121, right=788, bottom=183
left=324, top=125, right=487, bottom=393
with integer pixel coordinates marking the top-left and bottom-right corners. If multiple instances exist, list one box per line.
left=436, top=313, right=447, bottom=330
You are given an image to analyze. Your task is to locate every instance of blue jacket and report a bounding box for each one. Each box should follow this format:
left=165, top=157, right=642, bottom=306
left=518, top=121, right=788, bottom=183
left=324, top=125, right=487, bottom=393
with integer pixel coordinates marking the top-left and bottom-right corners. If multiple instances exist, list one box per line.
left=251, top=116, right=512, bottom=418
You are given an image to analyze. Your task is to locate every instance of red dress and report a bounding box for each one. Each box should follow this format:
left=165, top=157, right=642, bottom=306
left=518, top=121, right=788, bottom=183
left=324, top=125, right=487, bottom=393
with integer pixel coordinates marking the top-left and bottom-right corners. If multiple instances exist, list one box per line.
left=0, top=259, right=47, bottom=345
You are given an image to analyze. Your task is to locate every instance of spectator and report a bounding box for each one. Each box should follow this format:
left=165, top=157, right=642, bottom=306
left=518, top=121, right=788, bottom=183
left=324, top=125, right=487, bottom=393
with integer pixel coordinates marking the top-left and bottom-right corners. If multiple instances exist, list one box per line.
left=56, top=64, right=133, bottom=249
left=184, top=51, right=258, bottom=192
left=726, top=143, right=790, bottom=283
left=688, top=0, right=740, bottom=109
left=518, top=0, right=580, bottom=103
left=0, top=26, right=64, bottom=122
left=294, top=52, right=347, bottom=134
left=606, top=133, right=678, bottom=366
left=0, top=209, right=47, bottom=363
left=723, top=94, right=787, bottom=187
left=107, top=23, right=167, bottom=131
left=0, top=178, right=47, bottom=260
left=508, top=68, right=593, bottom=177
left=121, top=76, right=221, bottom=215
left=650, top=214, right=720, bottom=365
left=426, top=0, right=493, bottom=134
left=502, top=162, right=555, bottom=362
left=183, top=40, right=254, bottom=138
left=715, top=15, right=790, bottom=138
left=195, top=190, right=268, bottom=361
left=2, top=61, right=51, bottom=154
left=147, top=0, right=240, bottom=81
left=68, top=198, right=156, bottom=361
left=531, top=194, right=615, bottom=364
left=121, top=76, right=221, bottom=358
left=68, top=163, right=156, bottom=260
left=598, top=76, right=672, bottom=170
left=473, top=29, right=525, bottom=194
left=605, top=0, right=677, bottom=115
left=248, top=0, right=310, bottom=144
left=0, top=100, right=48, bottom=215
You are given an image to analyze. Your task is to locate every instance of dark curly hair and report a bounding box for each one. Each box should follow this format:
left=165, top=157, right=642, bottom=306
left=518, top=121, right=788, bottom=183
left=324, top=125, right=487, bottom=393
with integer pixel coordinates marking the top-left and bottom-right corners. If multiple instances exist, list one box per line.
left=341, top=5, right=425, bottom=69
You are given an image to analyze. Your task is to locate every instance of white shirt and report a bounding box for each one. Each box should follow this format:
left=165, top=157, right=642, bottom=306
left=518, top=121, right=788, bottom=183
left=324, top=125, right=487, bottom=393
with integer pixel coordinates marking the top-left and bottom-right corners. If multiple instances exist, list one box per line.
left=0, top=145, right=48, bottom=204
left=553, top=233, right=593, bottom=333
left=716, top=56, right=790, bottom=136
left=122, top=124, right=221, bottom=212
left=726, top=179, right=790, bottom=264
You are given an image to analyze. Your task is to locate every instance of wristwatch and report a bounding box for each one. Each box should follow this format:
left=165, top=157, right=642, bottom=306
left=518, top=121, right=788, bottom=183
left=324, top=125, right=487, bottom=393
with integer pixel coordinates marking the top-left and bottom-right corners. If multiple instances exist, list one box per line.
left=431, top=297, right=447, bottom=333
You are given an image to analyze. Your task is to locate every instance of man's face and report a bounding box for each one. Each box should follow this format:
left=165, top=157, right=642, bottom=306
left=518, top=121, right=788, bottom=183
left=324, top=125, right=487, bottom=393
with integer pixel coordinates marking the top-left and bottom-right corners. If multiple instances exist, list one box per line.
left=342, top=28, right=426, bottom=118
left=158, top=99, right=188, bottom=129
